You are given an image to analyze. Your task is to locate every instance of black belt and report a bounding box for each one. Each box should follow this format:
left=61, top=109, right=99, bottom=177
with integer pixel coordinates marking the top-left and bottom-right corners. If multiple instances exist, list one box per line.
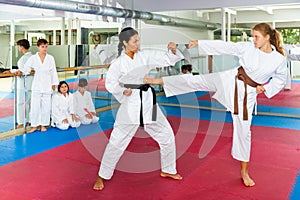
left=123, top=84, right=157, bottom=128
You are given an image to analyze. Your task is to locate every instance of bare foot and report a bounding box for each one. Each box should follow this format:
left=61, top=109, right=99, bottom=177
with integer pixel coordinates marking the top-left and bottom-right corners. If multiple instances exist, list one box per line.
left=93, top=176, right=104, bottom=191
left=160, top=172, right=183, bottom=180
left=41, top=126, right=47, bottom=132
left=16, top=124, right=24, bottom=129
left=241, top=171, right=255, bottom=187
left=27, top=127, right=38, bottom=133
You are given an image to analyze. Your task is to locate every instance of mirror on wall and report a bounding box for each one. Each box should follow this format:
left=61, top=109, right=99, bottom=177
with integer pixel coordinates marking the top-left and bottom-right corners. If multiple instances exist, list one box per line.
left=1, top=2, right=300, bottom=135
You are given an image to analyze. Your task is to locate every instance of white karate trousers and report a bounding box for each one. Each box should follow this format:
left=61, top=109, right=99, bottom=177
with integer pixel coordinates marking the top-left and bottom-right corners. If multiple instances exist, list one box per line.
left=55, top=115, right=81, bottom=130
left=163, top=71, right=257, bottom=163
left=16, top=76, right=33, bottom=125
left=98, top=110, right=177, bottom=180
left=30, top=91, right=51, bottom=127
left=79, top=115, right=99, bottom=125
left=231, top=97, right=255, bottom=162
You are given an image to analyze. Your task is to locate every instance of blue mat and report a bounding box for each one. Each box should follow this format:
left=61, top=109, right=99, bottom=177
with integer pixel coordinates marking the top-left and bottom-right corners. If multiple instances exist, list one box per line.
left=0, top=110, right=114, bottom=166
left=1, top=106, right=300, bottom=167
left=0, top=116, right=14, bottom=133
left=157, top=91, right=300, bottom=117
left=0, top=91, right=14, bottom=99
left=160, top=105, right=300, bottom=130
left=289, top=169, right=300, bottom=200
left=94, top=98, right=118, bottom=109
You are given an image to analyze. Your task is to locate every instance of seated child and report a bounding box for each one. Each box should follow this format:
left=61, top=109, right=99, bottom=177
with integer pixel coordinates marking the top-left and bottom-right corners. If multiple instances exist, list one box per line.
left=187, top=64, right=193, bottom=74
left=73, top=78, right=99, bottom=124
left=180, top=64, right=189, bottom=74
left=51, top=81, right=81, bottom=130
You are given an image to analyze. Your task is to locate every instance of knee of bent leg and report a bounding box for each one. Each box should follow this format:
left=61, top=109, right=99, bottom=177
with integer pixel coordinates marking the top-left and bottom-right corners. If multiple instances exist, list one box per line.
left=160, top=130, right=175, bottom=146
left=71, top=121, right=81, bottom=128
left=92, top=116, right=99, bottom=124
left=58, top=123, right=70, bottom=130
left=81, top=118, right=92, bottom=125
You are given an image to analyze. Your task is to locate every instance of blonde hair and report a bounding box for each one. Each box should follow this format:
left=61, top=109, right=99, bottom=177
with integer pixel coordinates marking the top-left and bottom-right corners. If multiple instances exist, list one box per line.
left=252, top=23, right=285, bottom=56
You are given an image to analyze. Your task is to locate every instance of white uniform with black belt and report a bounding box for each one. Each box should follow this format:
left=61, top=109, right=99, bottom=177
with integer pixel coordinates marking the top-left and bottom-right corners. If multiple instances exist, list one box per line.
left=98, top=49, right=184, bottom=179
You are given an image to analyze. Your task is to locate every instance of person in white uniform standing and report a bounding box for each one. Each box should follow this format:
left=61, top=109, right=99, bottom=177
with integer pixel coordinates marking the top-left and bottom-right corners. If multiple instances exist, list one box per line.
left=73, top=78, right=99, bottom=124
left=144, top=23, right=287, bottom=187
left=285, top=51, right=300, bottom=90
left=51, top=81, right=81, bottom=130
left=4, top=39, right=33, bottom=129
left=19, top=39, right=59, bottom=133
left=287, top=53, right=300, bottom=61
left=93, top=27, right=184, bottom=191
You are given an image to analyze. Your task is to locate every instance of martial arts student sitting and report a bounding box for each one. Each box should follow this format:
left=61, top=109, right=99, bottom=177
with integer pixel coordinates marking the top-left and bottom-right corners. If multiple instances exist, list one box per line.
left=179, top=64, right=189, bottom=74
left=51, top=81, right=81, bottom=130
left=73, top=78, right=99, bottom=124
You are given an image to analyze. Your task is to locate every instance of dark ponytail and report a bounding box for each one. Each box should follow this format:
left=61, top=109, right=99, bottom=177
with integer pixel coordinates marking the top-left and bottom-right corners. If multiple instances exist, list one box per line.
left=117, top=42, right=123, bottom=57
left=117, top=27, right=138, bottom=57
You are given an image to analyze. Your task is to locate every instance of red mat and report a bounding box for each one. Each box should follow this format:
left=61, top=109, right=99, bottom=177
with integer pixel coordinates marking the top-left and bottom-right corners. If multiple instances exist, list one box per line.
left=0, top=117, right=299, bottom=199
left=68, top=78, right=107, bottom=92
left=257, top=83, right=300, bottom=108
left=197, top=83, right=300, bottom=108
left=0, top=98, right=13, bottom=118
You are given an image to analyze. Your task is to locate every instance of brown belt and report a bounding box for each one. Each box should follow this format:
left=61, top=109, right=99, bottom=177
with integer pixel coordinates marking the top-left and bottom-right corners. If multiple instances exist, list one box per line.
left=234, top=67, right=260, bottom=120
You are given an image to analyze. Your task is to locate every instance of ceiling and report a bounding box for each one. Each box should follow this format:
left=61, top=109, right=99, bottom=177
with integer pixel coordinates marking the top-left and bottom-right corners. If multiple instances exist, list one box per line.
left=0, top=0, right=299, bottom=29
left=128, top=0, right=300, bottom=12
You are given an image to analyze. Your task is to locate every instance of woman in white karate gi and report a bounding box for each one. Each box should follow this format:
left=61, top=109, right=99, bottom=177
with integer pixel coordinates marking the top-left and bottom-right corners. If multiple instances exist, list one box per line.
left=20, top=39, right=59, bottom=133
left=73, top=78, right=99, bottom=124
left=51, top=81, right=81, bottom=130
left=93, top=27, right=184, bottom=191
left=145, top=23, right=287, bottom=187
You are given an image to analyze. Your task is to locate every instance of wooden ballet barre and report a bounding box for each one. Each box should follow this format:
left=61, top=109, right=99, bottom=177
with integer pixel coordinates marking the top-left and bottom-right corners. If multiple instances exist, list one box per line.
left=0, top=70, right=34, bottom=78
left=56, top=64, right=110, bottom=72
left=191, top=56, right=207, bottom=59
left=0, top=64, right=110, bottom=78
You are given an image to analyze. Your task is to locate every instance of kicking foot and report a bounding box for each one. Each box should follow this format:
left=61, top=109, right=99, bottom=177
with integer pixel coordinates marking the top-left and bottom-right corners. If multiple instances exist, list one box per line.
left=160, top=172, right=182, bottom=180
left=41, top=126, right=47, bottom=132
left=93, top=176, right=104, bottom=191
left=27, top=127, right=38, bottom=133
left=241, top=171, right=255, bottom=187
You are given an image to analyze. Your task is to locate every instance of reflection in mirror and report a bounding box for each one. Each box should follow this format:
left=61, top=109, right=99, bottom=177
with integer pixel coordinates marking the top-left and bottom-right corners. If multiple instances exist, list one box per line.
left=0, top=2, right=300, bottom=136
left=0, top=74, right=14, bottom=133
left=0, top=44, right=118, bottom=135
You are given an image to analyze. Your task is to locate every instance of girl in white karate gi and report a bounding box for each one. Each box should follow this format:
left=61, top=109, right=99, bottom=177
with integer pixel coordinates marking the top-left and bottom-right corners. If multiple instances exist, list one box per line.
left=93, top=27, right=184, bottom=191
left=20, top=39, right=59, bottom=133
left=145, top=23, right=287, bottom=187
left=51, top=81, right=81, bottom=130
left=73, top=78, right=99, bottom=124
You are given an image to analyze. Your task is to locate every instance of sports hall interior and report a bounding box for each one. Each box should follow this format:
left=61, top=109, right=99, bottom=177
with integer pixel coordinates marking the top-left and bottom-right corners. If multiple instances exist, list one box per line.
left=0, top=0, right=300, bottom=199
